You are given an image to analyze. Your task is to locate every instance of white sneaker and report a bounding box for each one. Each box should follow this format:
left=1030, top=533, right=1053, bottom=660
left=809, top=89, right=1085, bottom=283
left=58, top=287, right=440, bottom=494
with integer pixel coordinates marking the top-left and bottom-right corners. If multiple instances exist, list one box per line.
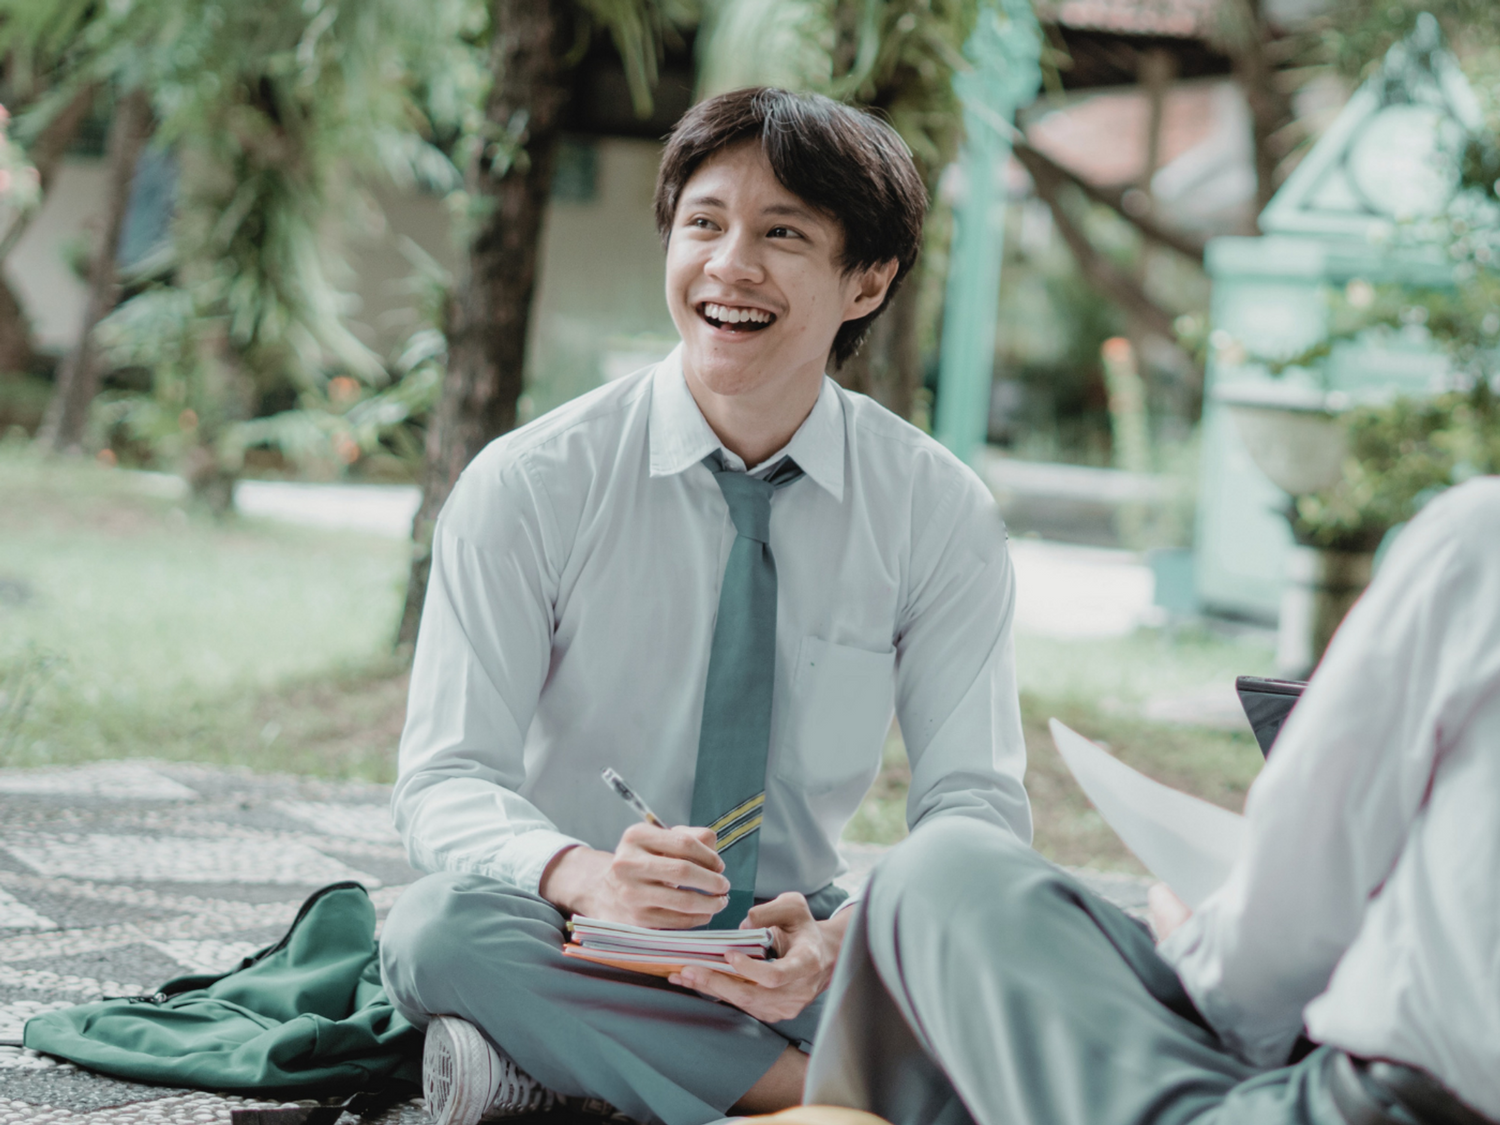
left=422, top=1015, right=557, bottom=1124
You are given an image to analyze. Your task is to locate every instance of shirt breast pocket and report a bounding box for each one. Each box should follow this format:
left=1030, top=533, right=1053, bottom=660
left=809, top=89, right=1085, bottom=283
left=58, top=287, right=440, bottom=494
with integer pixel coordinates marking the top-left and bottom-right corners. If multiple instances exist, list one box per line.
left=775, top=636, right=896, bottom=794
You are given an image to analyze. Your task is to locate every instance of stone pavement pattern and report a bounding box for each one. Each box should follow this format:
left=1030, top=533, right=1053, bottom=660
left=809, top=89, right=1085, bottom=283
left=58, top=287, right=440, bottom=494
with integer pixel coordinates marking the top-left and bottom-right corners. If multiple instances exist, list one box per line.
left=0, top=760, right=1146, bottom=1124
left=0, top=761, right=426, bottom=1125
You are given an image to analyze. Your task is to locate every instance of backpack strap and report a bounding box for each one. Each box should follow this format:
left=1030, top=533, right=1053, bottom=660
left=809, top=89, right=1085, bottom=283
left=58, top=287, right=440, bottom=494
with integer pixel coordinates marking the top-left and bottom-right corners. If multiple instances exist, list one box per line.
left=230, top=1084, right=413, bottom=1125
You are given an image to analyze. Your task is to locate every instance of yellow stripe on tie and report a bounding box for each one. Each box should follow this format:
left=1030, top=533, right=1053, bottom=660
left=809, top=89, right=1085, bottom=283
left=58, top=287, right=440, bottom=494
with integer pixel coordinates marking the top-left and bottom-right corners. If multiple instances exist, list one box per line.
left=712, top=807, right=762, bottom=850
left=715, top=814, right=763, bottom=853
left=708, top=793, right=764, bottom=836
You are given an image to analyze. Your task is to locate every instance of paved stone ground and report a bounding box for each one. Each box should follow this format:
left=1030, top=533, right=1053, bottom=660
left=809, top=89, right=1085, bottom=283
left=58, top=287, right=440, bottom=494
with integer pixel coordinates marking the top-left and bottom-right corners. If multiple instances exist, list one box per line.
left=0, top=761, right=425, bottom=1125
left=0, top=760, right=1146, bottom=1124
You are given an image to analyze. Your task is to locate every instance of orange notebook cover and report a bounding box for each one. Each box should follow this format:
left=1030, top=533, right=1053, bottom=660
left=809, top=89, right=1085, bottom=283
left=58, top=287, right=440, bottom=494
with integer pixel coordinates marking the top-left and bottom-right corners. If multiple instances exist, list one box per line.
left=562, top=942, right=760, bottom=982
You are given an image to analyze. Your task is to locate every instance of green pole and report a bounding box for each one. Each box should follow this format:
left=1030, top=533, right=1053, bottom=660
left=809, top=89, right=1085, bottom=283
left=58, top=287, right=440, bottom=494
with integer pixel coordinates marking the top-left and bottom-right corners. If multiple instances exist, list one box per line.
left=934, top=0, right=1042, bottom=468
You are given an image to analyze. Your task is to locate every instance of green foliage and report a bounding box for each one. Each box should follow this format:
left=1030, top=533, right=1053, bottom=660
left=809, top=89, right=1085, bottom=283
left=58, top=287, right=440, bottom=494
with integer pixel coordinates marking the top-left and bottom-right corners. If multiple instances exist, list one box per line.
left=229, top=330, right=446, bottom=469
left=134, top=0, right=460, bottom=377
left=1260, top=277, right=1500, bottom=550
left=578, top=0, right=698, bottom=116
left=1229, top=27, right=1500, bottom=550
left=1273, top=210, right=1500, bottom=549
left=5, top=0, right=691, bottom=494
left=697, top=0, right=990, bottom=184
left=1299, top=0, right=1500, bottom=82
left=440, top=0, right=686, bottom=235
left=825, top=0, right=977, bottom=181
left=1291, top=386, right=1498, bottom=550
left=697, top=0, right=834, bottom=96
left=0, top=104, right=40, bottom=211
left=0, top=0, right=482, bottom=491
left=92, top=302, right=444, bottom=484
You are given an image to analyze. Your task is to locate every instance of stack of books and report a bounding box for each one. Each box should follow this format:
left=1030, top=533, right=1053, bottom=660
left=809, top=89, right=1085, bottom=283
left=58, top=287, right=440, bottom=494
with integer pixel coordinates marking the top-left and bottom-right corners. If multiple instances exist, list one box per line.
left=563, top=916, right=776, bottom=980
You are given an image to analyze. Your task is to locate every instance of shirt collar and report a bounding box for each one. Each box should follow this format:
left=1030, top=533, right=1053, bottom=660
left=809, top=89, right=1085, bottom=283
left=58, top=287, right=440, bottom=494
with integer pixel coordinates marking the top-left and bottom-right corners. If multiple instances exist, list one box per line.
left=648, top=346, right=846, bottom=503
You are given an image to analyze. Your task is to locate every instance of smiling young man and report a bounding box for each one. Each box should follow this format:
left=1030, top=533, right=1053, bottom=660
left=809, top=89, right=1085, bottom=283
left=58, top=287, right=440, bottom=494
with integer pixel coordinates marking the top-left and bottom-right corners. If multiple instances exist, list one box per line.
left=378, top=88, right=1032, bottom=1125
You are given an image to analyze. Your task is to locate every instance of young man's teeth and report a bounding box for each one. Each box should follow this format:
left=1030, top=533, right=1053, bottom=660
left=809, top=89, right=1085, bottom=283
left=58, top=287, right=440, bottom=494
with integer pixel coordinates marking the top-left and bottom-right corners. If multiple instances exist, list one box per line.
left=704, top=303, right=771, bottom=325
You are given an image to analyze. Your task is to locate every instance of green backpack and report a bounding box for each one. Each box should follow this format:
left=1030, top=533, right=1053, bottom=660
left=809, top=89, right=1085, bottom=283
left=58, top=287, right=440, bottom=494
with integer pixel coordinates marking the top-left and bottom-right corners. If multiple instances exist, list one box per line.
left=24, top=881, right=423, bottom=1099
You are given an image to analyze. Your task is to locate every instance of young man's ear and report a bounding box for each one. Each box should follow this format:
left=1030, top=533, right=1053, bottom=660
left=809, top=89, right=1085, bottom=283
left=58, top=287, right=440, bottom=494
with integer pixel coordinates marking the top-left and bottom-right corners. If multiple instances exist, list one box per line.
left=843, top=259, right=901, bottom=323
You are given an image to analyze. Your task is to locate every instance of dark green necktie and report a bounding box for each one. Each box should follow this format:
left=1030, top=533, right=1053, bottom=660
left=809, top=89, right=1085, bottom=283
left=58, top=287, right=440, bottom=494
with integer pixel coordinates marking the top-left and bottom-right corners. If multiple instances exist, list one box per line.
left=692, top=451, right=804, bottom=928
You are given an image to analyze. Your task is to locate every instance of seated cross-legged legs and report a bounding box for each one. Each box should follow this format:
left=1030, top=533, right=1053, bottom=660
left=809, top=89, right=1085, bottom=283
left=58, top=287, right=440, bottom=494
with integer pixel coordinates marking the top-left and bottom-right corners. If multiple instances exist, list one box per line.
left=807, top=820, right=1268, bottom=1125
left=380, top=873, right=830, bottom=1125
left=809, top=478, right=1500, bottom=1125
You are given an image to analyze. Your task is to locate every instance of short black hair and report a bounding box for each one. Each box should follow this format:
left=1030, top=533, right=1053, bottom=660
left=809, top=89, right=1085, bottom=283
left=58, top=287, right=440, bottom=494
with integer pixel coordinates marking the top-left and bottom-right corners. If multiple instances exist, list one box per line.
left=654, top=87, right=928, bottom=369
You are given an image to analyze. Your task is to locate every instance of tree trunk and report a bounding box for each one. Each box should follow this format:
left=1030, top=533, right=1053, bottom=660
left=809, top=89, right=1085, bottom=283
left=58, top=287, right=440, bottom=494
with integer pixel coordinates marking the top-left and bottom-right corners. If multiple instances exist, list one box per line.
left=35, top=89, right=151, bottom=453
left=1213, top=0, right=1295, bottom=217
left=183, top=330, right=257, bottom=518
left=0, top=82, right=100, bottom=378
left=396, top=0, right=574, bottom=650
left=1138, top=47, right=1174, bottom=196
left=835, top=136, right=938, bottom=421
left=835, top=279, right=922, bottom=418
left=0, top=275, right=35, bottom=376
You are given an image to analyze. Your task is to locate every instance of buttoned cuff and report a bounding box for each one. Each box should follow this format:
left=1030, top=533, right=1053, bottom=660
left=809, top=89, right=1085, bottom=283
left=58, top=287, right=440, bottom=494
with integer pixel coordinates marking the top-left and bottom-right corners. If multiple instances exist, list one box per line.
left=497, top=829, right=589, bottom=897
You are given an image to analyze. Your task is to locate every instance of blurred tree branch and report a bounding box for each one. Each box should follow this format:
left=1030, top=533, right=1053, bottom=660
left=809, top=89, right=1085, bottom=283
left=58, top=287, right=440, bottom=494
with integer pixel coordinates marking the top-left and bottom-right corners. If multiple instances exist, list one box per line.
left=1207, top=0, right=1296, bottom=215
left=0, top=81, right=97, bottom=261
left=0, top=81, right=98, bottom=376
left=1012, top=138, right=1206, bottom=263
left=36, top=88, right=152, bottom=453
left=1015, top=140, right=1180, bottom=341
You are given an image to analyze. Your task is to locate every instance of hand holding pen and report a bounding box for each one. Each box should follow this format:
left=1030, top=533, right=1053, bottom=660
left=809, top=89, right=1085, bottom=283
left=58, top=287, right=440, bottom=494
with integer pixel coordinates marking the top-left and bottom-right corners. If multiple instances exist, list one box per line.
left=599, top=767, right=730, bottom=913
left=537, top=767, right=730, bottom=929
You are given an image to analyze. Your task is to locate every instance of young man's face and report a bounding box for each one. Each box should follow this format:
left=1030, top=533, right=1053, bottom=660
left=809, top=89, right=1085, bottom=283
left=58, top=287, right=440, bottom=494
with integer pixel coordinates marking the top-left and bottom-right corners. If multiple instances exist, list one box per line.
left=664, top=142, right=892, bottom=405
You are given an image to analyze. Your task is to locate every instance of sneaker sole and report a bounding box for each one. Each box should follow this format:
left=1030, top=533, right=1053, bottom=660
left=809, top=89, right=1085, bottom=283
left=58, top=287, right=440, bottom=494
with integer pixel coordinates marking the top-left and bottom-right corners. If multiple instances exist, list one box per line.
left=424, top=1015, right=497, bottom=1125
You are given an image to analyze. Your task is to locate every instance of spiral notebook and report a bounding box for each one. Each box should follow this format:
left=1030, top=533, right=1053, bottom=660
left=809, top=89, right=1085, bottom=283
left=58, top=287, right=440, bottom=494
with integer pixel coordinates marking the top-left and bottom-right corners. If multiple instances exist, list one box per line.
left=563, top=916, right=775, bottom=980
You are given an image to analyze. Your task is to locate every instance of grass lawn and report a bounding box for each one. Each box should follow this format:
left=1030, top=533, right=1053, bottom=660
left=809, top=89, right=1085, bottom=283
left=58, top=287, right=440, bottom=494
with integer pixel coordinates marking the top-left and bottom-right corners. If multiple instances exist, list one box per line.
left=841, top=694, right=1268, bottom=876
left=1, top=446, right=1273, bottom=875
left=0, top=447, right=412, bottom=779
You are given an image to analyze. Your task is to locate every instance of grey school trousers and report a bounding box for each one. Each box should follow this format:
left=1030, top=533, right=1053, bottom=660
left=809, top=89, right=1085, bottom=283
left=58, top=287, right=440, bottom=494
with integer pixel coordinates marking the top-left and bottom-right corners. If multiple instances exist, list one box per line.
left=806, top=817, right=1350, bottom=1125
left=379, top=872, right=846, bottom=1125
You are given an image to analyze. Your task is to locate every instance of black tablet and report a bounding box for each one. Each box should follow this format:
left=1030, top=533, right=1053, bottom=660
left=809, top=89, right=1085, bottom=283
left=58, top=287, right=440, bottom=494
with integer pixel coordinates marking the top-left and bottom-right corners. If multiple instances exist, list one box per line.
left=1235, top=676, right=1306, bottom=757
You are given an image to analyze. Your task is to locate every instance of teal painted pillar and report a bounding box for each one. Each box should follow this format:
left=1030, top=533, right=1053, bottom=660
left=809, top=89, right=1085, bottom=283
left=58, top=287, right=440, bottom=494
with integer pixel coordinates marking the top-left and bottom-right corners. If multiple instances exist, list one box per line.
left=934, top=0, right=1041, bottom=467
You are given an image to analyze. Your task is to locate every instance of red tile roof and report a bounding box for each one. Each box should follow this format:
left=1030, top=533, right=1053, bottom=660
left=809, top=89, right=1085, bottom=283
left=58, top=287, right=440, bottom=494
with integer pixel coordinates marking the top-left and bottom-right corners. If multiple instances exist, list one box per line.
left=1037, top=0, right=1219, bottom=39
left=1024, top=80, right=1230, bottom=187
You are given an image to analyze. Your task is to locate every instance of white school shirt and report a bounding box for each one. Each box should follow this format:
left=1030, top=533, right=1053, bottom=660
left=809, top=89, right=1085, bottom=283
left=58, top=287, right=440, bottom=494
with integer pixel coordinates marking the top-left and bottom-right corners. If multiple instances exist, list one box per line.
left=1159, top=478, right=1500, bottom=1119
left=392, top=348, right=1032, bottom=906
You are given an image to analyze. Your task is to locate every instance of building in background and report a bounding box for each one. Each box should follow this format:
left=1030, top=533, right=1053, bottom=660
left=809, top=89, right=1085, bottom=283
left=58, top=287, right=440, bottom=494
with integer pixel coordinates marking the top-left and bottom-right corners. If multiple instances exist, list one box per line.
left=1194, top=21, right=1474, bottom=620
